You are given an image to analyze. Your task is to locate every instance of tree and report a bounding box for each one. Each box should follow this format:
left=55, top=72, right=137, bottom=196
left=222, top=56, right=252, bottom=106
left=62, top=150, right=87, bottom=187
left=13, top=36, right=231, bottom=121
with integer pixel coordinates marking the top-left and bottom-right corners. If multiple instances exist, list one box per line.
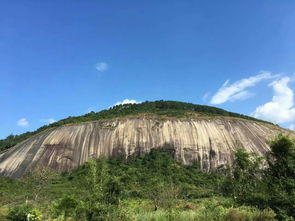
left=149, top=179, right=180, bottom=211
left=265, top=135, right=295, bottom=219
left=76, top=159, right=120, bottom=220
left=22, top=166, right=56, bottom=201
left=267, top=135, right=295, bottom=178
left=104, top=177, right=122, bottom=205
left=226, top=149, right=264, bottom=204
left=225, top=136, right=295, bottom=220
left=51, top=195, right=81, bottom=221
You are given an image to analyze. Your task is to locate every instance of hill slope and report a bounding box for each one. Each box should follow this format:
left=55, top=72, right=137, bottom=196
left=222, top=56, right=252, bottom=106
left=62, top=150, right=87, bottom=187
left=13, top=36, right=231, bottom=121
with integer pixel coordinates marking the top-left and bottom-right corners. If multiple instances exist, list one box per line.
left=0, top=100, right=272, bottom=153
left=1, top=114, right=293, bottom=178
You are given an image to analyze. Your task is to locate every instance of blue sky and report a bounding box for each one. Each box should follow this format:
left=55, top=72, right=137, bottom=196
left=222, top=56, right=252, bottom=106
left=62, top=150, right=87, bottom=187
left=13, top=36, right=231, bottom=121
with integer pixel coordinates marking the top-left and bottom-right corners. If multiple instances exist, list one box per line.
left=1, top=1, right=295, bottom=139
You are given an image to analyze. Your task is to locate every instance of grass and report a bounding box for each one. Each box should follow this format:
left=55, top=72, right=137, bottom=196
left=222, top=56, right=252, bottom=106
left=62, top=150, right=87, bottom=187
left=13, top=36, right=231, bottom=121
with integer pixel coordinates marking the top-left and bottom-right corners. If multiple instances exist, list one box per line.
left=120, top=198, right=276, bottom=221
left=131, top=199, right=276, bottom=221
left=0, top=195, right=277, bottom=221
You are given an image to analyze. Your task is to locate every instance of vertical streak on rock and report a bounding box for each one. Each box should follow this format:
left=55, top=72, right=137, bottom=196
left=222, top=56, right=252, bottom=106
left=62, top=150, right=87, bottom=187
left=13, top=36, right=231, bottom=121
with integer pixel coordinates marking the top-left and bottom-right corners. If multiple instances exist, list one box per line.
left=1, top=118, right=294, bottom=178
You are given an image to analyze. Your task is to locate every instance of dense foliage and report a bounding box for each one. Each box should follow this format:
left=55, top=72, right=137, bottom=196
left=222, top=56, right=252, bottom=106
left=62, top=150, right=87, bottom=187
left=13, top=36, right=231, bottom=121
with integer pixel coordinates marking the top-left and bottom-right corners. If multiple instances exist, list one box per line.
left=1, top=135, right=294, bottom=220
left=223, top=135, right=295, bottom=220
left=0, top=100, right=272, bottom=153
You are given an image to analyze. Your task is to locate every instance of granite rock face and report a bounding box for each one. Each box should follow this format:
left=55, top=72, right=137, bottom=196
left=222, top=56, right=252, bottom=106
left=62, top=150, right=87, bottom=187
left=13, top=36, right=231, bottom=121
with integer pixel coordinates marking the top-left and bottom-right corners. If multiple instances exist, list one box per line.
left=0, top=117, right=294, bottom=177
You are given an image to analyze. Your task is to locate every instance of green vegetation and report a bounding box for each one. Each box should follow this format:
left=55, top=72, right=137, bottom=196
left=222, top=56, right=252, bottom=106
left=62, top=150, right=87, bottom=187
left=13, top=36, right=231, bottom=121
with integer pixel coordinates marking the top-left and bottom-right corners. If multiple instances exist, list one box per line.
left=0, top=100, right=272, bottom=153
left=1, top=135, right=294, bottom=220
left=221, top=135, right=295, bottom=220
left=6, top=204, right=42, bottom=221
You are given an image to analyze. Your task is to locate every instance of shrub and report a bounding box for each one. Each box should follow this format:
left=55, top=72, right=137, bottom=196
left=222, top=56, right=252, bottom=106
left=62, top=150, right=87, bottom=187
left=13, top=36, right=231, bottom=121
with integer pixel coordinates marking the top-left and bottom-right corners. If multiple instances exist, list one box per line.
left=51, top=195, right=82, bottom=220
left=225, top=207, right=276, bottom=221
left=149, top=181, right=180, bottom=210
left=7, top=204, right=42, bottom=221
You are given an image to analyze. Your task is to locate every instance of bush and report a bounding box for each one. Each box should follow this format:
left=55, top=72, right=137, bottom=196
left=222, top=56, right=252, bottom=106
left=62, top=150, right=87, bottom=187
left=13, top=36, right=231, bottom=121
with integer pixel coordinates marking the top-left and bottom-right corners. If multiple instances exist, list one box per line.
left=51, top=195, right=82, bottom=220
left=149, top=181, right=180, bottom=210
left=223, top=135, right=295, bottom=219
left=7, top=204, right=42, bottom=221
left=225, top=207, right=276, bottom=221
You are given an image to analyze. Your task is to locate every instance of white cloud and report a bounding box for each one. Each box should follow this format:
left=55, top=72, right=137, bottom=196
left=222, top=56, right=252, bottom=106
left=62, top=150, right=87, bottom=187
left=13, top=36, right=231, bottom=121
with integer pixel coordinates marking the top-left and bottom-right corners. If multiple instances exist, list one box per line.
left=113, top=99, right=138, bottom=107
left=210, top=72, right=277, bottom=105
left=228, top=91, right=253, bottom=102
left=95, top=62, right=108, bottom=72
left=40, top=118, right=57, bottom=124
left=17, top=118, right=29, bottom=127
left=85, top=108, right=95, bottom=114
left=252, top=77, right=295, bottom=124
left=289, top=124, right=295, bottom=130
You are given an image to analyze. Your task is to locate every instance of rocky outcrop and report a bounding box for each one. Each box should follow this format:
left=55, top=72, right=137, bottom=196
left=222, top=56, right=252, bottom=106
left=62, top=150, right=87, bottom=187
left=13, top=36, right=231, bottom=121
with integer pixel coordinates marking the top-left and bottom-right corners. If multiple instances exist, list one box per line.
left=0, top=117, right=294, bottom=177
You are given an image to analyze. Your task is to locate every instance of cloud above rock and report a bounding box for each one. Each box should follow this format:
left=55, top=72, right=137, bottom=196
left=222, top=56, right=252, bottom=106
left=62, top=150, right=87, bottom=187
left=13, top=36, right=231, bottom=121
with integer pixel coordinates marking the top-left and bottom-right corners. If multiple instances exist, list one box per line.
left=210, top=72, right=277, bottom=105
left=17, top=118, right=29, bottom=127
left=40, top=118, right=57, bottom=125
left=113, top=99, right=138, bottom=107
left=252, top=77, right=295, bottom=124
left=95, top=62, right=108, bottom=72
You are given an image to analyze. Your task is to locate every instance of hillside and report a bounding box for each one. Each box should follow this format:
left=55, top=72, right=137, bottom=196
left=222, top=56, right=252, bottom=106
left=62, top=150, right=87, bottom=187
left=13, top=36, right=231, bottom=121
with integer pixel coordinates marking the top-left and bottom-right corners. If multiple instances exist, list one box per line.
left=1, top=101, right=295, bottom=220
left=1, top=137, right=294, bottom=220
left=1, top=100, right=293, bottom=178
left=0, top=100, right=272, bottom=153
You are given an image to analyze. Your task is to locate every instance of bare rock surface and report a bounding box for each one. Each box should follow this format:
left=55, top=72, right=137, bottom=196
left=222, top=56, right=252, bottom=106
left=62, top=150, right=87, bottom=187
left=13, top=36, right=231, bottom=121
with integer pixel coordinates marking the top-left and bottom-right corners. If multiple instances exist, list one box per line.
left=0, top=117, right=294, bottom=177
